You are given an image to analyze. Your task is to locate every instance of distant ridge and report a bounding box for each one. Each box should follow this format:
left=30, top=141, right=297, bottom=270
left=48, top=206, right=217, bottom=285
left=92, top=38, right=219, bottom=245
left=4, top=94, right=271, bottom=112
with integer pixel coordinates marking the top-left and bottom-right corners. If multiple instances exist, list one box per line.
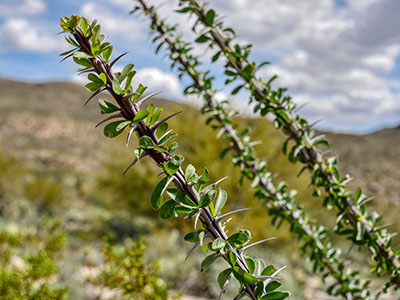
left=0, top=77, right=399, bottom=208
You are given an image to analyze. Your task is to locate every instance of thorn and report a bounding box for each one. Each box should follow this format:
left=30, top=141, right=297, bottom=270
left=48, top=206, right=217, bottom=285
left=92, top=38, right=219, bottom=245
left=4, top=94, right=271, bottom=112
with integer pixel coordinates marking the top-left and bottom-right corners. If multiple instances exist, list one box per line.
left=294, top=103, right=308, bottom=113
left=194, top=209, right=202, bottom=230
left=218, top=273, right=233, bottom=300
left=123, top=151, right=149, bottom=175
left=358, top=197, right=373, bottom=207
left=156, top=171, right=164, bottom=177
left=373, top=223, right=393, bottom=232
left=159, top=129, right=173, bottom=140
left=214, top=176, right=228, bottom=186
left=95, top=112, right=122, bottom=128
left=59, top=52, right=74, bottom=63
left=161, top=176, right=175, bottom=197
left=321, top=150, right=332, bottom=156
left=216, top=127, right=225, bottom=139
left=185, top=242, right=199, bottom=261
left=123, top=158, right=138, bottom=175
left=124, top=91, right=140, bottom=99
left=256, top=275, right=281, bottom=280
left=110, top=52, right=128, bottom=68
left=216, top=208, right=250, bottom=223
left=85, top=87, right=106, bottom=105
left=136, top=91, right=162, bottom=107
left=78, top=68, right=95, bottom=76
left=240, top=237, right=277, bottom=253
left=263, top=266, right=287, bottom=286
left=151, top=111, right=183, bottom=131
left=310, top=119, right=323, bottom=129
left=248, top=141, right=262, bottom=147
left=126, top=124, right=138, bottom=147
left=311, top=134, right=326, bottom=143
left=335, top=211, right=347, bottom=224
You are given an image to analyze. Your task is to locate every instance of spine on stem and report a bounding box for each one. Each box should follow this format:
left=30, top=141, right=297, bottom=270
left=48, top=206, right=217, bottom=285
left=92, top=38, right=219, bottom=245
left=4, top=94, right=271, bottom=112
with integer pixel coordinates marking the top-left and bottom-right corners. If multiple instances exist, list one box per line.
left=131, top=2, right=374, bottom=299
left=60, top=15, right=289, bottom=300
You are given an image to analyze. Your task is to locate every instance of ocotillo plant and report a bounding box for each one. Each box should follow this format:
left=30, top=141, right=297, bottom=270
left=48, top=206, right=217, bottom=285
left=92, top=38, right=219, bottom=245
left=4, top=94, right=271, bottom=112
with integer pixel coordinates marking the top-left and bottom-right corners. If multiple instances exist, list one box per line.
left=176, top=0, right=400, bottom=291
left=131, top=1, right=374, bottom=299
left=59, top=15, right=290, bottom=300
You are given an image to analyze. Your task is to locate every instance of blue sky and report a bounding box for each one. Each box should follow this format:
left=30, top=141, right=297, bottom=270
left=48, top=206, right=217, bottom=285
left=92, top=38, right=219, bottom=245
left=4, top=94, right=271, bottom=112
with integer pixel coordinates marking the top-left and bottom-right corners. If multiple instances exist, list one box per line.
left=1, top=0, right=400, bottom=133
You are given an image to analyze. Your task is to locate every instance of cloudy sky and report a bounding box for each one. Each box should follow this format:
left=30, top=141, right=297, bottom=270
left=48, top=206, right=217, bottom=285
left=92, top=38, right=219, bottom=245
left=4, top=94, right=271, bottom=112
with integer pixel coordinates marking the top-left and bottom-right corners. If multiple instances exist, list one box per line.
left=1, top=0, right=399, bottom=133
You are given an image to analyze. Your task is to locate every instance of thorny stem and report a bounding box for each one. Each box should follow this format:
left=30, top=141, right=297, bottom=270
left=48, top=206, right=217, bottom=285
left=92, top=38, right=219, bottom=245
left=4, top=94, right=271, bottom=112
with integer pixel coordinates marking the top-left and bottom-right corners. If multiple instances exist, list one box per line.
left=184, top=0, right=400, bottom=288
left=66, top=21, right=279, bottom=300
left=134, top=1, right=374, bottom=299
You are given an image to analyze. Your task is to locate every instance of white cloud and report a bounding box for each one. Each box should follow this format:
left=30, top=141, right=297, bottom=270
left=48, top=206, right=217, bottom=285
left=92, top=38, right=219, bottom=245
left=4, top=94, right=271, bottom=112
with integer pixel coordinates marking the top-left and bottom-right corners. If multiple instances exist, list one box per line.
left=201, top=0, right=400, bottom=132
left=71, top=67, right=182, bottom=99
left=80, top=2, right=144, bottom=41
left=133, top=67, right=181, bottom=98
left=0, top=0, right=46, bottom=16
left=0, top=18, right=61, bottom=52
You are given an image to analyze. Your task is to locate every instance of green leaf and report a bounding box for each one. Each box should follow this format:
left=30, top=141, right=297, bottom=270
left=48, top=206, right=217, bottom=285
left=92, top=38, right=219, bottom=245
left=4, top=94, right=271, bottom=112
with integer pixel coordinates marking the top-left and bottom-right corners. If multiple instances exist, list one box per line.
left=119, top=64, right=134, bottom=83
left=99, top=73, right=107, bottom=84
left=199, top=190, right=216, bottom=208
left=65, top=36, right=79, bottom=47
left=206, top=9, right=215, bottom=26
left=136, top=83, right=147, bottom=95
left=231, top=84, right=244, bottom=95
left=228, top=232, right=249, bottom=245
left=151, top=177, right=169, bottom=209
left=112, top=79, right=124, bottom=95
left=160, top=200, right=176, bottom=219
left=265, top=281, right=281, bottom=293
left=158, top=133, right=177, bottom=145
left=88, top=73, right=100, bottom=83
left=215, top=189, right=227, bottom=216
left=175, top=6, right=196, bottom=13
left=155, top=122, right=168, bottom=139
left=133, top=110, right=149, bottom=122
left=85, top=81, right=103, bottom=93
left=130, top=84, right=147, bottom=102
left=115, top=120, right=131, bottom=132
left=98, top=99, right=119, bottom=114
left=59, top=48, right=76, bottom=57
left=138, top=136, right=155, bottom=149
left=201, top=253, right=218, bottom=272
left=355, top=187, right=362, bottom=202
left=212, top=238, right=225, bottom=250
left=124, top=70, right=136, bottom=91
left=212, top=51, right=221, bottom=62
left=197, top=168, right=210, bottom=184
left=245, top=257, right=255, bottom=274
left=166, top=189, right=196, bottom=207
left=217, top=268, right=232, bottom=288
left=260, top=292, right=289, bottom=300
left=102, top=45, right=113, bottom=63
left=149, top=108, right=163, bottom=125
left=232, top=267, right=257, bottom=285
left=195, top=35, right=209, bottom=43
left=185, top=164, right=196, bottom=181
left=175, top=206, right=191, bottom=214
left=228, top=252, right=236, bottom=266
left=164, top=155, right=182, bottom=175
left=184, top=230, right=205, bottom=243
left=224, top=70, right=237, bottom=76
left=80, top=17, right=89, bottom=36
left=168, top=142, right=178, bottom=153
left=262, top=265, right=276, bottom=276
left=103, top=120, right=125, bottom=138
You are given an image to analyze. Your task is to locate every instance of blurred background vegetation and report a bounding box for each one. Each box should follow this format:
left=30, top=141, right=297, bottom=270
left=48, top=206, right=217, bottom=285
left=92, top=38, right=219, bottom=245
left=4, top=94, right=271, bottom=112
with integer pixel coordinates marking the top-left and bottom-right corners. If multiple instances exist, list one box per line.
left=1, top=77, right=399, bottom=299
